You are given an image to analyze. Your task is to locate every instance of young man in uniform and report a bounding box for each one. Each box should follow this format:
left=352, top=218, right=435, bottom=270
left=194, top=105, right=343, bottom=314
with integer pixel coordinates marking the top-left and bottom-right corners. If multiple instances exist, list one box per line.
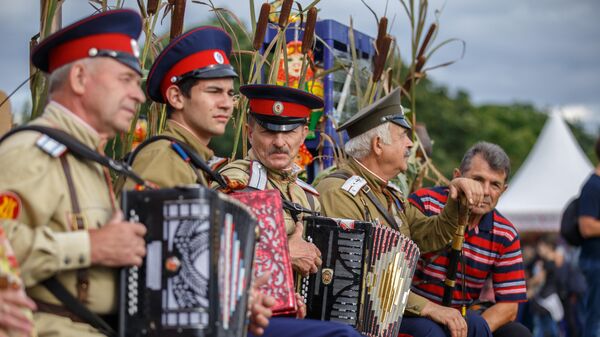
left=315, top=88, right=490, bottom=337
left=125, top=29, right=362, bottom=337
left=0, top=10, right=147, bottom=336
left=407, top=142, right=531, bottom=337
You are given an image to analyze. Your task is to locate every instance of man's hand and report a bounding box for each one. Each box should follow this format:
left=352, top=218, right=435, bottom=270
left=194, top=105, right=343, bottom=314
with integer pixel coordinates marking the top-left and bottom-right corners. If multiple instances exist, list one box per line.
left=89, top=210, right=147, bottom=267
left=288, top=222, right=322, bottom=276
left=295, top=293, right=306, bottom=319
left=448, top=177, right=484, bottom=207
left=248, top=273, right=275, bottom=336
left=421, top=301, right=467, bottom=337
left=0, top=288, right=36, bottom=337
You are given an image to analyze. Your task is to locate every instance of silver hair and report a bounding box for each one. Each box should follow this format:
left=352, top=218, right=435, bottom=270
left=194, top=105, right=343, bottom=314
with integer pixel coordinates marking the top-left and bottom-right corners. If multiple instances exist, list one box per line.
left=459, top=141, right=511, bottom=181
left=344, top=122, right=392, bottom=159
left=47, top=58, right=97, bottom=94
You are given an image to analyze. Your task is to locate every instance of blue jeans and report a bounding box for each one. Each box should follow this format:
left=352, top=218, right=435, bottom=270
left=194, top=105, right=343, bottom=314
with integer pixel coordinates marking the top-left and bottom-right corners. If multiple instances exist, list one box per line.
left=581, top=266, right=600, bottom=337
left=398, top=310, right=492, bottom=337
left=533, top=311, right=559, bottom=337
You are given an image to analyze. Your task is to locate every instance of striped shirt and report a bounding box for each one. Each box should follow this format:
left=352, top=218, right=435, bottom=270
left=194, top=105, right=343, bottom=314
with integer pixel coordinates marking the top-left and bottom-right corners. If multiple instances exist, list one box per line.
left=409, top=187, right=527, bottom=306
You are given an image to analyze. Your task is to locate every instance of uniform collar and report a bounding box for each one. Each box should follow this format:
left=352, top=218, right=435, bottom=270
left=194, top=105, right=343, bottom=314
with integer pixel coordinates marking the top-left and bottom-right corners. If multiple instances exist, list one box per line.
left=349, top=158, right=388, bottom=190
left=247, top=148, right=300, bottom=182
left=163, top=120, right=214, bottom=161
left=40, top=101, right=102, bottom=149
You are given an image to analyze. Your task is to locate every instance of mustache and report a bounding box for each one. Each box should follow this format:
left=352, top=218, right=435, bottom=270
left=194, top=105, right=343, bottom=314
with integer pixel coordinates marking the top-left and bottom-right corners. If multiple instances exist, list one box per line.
left=268, top=147, right=290, bottom=155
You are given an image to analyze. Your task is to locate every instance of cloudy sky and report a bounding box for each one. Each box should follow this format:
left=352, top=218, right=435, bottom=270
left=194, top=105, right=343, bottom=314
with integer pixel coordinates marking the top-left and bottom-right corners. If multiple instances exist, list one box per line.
left=1, top=0, right=599, bottom=134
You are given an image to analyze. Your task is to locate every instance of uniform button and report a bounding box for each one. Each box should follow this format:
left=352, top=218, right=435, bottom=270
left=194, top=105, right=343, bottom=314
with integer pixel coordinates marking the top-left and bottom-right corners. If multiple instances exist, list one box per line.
left=64, top=257, right=71, bottom=265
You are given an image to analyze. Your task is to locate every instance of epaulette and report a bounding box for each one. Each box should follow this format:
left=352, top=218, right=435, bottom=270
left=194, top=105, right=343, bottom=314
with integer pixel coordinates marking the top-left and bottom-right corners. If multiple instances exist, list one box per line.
left=35, top=134, right=67, bottom=157
left=295, top=178, right=319, bottom=196
left=341, top=175, right=367, bottom=196
left=207, top=156, right=228, bottom=171
left=387, top=181, right=404, bottom=195
left=247, top=160, right=268, bottom=190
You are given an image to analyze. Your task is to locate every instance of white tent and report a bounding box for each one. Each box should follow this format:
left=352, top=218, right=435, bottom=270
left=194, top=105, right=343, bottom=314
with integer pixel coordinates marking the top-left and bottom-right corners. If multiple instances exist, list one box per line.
left=496, top=111, right=593, bottom=232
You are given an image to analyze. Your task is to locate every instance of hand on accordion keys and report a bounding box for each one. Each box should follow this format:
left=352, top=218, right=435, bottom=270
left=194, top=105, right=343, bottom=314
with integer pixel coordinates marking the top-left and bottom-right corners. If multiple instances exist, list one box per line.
left=89, top=210, right=147, bottom=267
left=288, top=222, right=322, bottom=276
left=248, top=272, right=275, bottom=336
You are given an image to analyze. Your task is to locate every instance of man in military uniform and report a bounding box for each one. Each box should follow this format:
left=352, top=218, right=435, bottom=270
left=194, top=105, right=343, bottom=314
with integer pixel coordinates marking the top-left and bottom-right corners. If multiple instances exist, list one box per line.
left=122, top=26, right=237, bottom=190
left=315, top=88, right=490, bottom=337
left=0, top=10, right=147, bottom=337
left=123, top=30, right=362, bottom=337
left=215, top=84, right=323, bottom=277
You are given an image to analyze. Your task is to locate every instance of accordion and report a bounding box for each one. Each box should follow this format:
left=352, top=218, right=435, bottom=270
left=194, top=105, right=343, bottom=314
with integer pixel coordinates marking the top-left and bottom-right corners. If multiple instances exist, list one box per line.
left=230, top=190, right=296, bottom=316
left=120, top=186, right=257, bottom=337
left=299, top=216, right=420, bottom=337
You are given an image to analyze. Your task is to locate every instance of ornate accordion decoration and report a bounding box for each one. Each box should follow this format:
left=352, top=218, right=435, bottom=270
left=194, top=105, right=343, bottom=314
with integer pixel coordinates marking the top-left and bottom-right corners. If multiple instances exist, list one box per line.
left=230, top=190, right=296, bottom=316
left=120, top=186, right=257, bottom=337
left=299, top=216, right=420, bottom=337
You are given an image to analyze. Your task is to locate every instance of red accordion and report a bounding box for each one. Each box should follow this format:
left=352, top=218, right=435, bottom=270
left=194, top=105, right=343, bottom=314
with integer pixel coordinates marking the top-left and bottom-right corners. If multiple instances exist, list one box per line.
left=231, top=189, right=297, bottom=316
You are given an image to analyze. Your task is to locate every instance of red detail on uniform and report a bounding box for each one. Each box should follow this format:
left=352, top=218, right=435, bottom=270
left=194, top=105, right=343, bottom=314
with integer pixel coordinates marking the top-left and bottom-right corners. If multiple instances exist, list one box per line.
left=249, top=99, right=311, bottom=118
left=160, top=49, right=231, bottom=100
left=0, top=192, right=21, bottom=220
left=48, top=33, right=135, bottom=72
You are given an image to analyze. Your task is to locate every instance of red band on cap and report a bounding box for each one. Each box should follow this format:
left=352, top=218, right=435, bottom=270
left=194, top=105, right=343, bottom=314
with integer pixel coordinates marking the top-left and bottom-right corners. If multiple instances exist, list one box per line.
left=48, top=33, right=135, bottom=72
left=249, top=99, right=311, bottom=118
left=160, top=49, right=231, bottom=100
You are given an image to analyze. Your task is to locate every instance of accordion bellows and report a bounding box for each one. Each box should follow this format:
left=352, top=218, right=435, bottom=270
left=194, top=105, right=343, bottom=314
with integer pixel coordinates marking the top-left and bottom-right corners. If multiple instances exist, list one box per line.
left=300, top=216, right=420, bottom=337
left=120, top=186, right=257, bottom=337
left=230, top=190, right=297, bottom=316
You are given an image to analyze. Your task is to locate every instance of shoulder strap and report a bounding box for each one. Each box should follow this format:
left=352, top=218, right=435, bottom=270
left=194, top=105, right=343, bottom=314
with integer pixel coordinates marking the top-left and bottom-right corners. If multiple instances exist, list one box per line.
left=328, top=170, right=399, bottom=231
left=127, top=135, right=227, bottom=188
left=247, top=160, right=268, bottom=190
left=42, top=277, right=116, bottom=336
left=0, top=125, right=147, bottom=188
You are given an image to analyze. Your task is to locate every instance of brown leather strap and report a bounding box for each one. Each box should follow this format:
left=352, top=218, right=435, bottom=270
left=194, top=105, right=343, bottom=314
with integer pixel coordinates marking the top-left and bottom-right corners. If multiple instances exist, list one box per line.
left=59, top=156, right=89, bottom=303
left=34, top=299, right=87, bottom=324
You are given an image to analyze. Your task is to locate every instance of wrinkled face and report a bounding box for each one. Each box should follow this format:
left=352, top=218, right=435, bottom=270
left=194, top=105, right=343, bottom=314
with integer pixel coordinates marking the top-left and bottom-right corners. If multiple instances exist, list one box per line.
left=248, top=121, right=308, bottom=171
left=83, top=58, right=145, bottom=137
left=379, top=123, right=414, bottom=179
left=456, top=154, right=508, bottom=215
left=179, top=78, right=235, bottom=142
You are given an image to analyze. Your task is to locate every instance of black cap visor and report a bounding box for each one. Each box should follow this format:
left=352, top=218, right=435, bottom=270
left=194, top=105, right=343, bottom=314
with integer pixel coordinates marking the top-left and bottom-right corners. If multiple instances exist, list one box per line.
left=176, top=64, right=238, bottom=82
left=251, top=113, right=307, bottom=132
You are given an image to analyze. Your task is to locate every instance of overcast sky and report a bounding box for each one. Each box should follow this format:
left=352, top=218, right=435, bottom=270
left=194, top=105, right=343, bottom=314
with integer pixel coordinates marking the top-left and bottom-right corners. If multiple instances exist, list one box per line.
left=1, top=0, right=599, bottom=134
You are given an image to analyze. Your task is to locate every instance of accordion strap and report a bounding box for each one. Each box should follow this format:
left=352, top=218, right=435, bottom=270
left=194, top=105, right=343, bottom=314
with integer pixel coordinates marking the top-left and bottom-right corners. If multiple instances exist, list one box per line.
left=328, top=171, right=399, bottom=231
left=42, top=277, right=116, bottom=337
left=126, top=135, right=227, bottom=188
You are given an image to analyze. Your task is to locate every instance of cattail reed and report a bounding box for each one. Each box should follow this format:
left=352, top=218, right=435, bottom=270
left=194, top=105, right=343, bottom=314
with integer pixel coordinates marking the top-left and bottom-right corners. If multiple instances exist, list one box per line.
left=170, top=0, right=186, bottom=40
left=253, top=3, right=270, bottom=50
left=373, top=35, right=392, bottom=82
left=417, top=23, right=437, bottom=59
left=147, top=0, right=159, bottom=15
left=415, top=54, right=426, bottom=72
left=301, top=7, right=317, bottom=54
left=278, top=0, right=293, bottom=28
left=376, top=17, right=388, bottom=53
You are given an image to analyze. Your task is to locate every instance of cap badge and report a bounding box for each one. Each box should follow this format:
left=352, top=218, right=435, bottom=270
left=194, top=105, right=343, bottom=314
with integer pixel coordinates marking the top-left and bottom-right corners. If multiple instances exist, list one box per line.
left=214, top=51, right=225, bottom=64
left=131, top=39, right=140, bottom=58
left=273, top=101, right=284, bottom=115
left=88, top=48, right=98, bottom=57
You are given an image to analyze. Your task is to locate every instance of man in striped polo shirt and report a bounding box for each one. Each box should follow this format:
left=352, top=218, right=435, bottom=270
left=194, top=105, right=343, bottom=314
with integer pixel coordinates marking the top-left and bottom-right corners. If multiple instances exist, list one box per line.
left=408, top=142, right=530, bottom=337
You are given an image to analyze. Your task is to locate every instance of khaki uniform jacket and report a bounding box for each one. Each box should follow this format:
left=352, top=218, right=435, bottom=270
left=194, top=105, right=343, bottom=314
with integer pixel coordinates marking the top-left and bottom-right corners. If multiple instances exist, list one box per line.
left=315, top=158, right=460, bottom=316
left=214, top=150, right=320, bottom=235
left=123, top=120, right=214, bottom=190
left=0, top=102, right=117, bottom=335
